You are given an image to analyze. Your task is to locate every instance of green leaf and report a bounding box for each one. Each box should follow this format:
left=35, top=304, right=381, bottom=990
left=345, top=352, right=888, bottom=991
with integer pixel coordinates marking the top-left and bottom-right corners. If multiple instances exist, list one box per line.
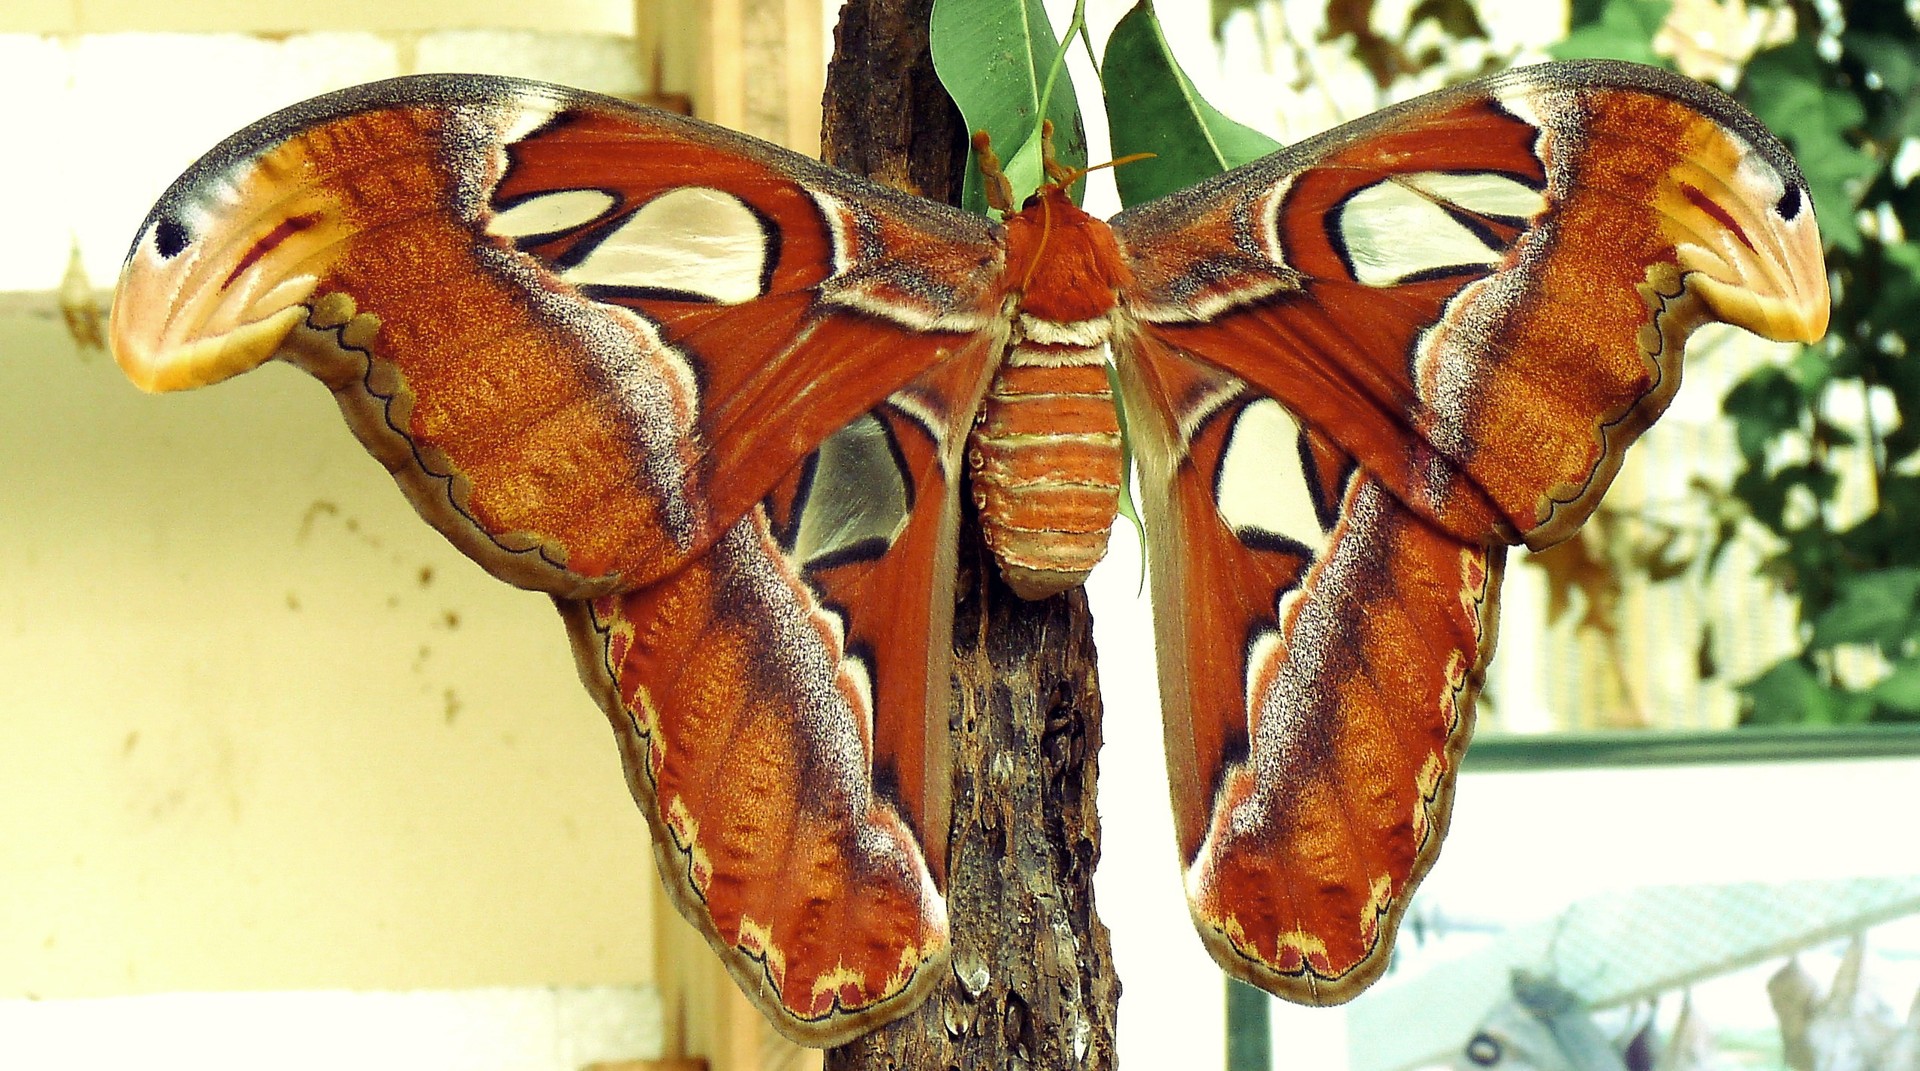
left=1844, top=32, right=1920, bottom=99
left=1842, top=30, right=1920, bottom=143
left=930, top=0, right=1087, bottom=214
left=1785, top=345, right=1834, bottom=395
left=1100, top=0, right=1281, bottom=207
left=1550, top=0, right=1672, bottom=65
left=1867, top=241, right=1920, bottom=329
left=1807, top=567, right=1920, bottom=648
left=1723, top=366, right=1804, bottom=459
left=1738, top=658, right=1871, bottom=726
left=1566, top=0, right=1611, bottom=28
left=1871, top=659, right=1920, bottom=713
left=1742, top=40, right=1875, bottom=252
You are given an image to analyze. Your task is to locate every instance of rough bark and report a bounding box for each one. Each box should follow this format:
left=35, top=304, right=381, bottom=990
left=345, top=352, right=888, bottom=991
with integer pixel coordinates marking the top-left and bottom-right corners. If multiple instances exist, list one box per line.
left=819, top=3, right=1120, bottom=1068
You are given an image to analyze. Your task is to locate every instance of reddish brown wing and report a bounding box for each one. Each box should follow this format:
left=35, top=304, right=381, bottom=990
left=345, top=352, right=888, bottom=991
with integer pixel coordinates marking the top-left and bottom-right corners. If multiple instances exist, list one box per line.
left=107, top=74, right=1011, bottom=1044
left=111, top=74, right=1007, bottom=598
left=1110, top=60, right=1827, bottom=1002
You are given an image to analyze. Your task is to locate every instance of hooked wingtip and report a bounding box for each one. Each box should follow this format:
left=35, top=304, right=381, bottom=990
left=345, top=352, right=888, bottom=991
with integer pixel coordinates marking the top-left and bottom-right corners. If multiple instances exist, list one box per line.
left=109, top=187, right=333, bottom=393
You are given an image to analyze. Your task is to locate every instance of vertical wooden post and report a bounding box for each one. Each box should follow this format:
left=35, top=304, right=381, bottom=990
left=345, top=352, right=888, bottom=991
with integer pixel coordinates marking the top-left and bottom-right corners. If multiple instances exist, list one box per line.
left=819, top=2, right=1122, bottom=1067
left=657, top=0, right=825, bottom=153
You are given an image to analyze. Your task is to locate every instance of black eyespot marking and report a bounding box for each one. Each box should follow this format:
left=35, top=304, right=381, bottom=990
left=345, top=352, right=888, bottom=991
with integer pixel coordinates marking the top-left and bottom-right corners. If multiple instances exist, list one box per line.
left=1777, top=184, right=1804, bottom=221
left=1466, top=1032, right=1503, bottom=1067
left=155, top=218, right=190, bottom=260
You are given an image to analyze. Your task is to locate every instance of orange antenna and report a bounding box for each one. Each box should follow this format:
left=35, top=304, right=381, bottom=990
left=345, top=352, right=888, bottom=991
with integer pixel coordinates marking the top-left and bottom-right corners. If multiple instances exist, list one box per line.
left=1041, top=121, right=1074, bottom=187
left=972, top=130, right=1016, bottom=214
left=1039, top=119, right=1156, bottom=191
left=976, top=122, right=1158, bottom=210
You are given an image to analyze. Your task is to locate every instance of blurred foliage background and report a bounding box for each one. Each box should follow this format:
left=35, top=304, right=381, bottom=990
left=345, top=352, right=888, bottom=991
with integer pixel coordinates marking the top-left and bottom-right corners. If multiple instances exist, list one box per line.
left=1558, top=0, right=1917, bottom=727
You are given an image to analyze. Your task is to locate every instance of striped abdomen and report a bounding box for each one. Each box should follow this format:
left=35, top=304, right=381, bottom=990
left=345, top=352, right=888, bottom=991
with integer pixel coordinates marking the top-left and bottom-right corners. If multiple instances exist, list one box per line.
left=968, top=313, right=1123, bottom=599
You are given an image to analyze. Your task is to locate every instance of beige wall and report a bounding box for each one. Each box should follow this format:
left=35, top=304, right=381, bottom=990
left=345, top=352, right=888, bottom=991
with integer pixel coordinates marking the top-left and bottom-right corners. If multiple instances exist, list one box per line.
left=1, top=0, right=635, bottom=34
left=1, top=311, right=656, bottom=996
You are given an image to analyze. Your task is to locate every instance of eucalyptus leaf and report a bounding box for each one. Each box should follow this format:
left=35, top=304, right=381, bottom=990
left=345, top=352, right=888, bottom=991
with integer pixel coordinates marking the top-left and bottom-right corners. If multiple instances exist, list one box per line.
left=929, top=0, right=1086, bottom=213
left=1100, top=0, right=1281, bottom=207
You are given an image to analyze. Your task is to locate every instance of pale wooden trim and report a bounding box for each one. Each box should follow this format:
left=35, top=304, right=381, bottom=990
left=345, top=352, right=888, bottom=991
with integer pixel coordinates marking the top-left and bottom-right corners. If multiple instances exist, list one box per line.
left=7, top=0, right=634, bottom=34
left=647, top=0, right=824, bottom=152
left=783, top=0, right=824, bottom=154
left=697, top=0, right=748, bottom=131
left=650, top=896, right=822, bottom=1071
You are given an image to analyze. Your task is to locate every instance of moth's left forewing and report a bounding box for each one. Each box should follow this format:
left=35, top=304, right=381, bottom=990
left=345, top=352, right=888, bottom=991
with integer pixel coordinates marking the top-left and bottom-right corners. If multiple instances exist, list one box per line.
left=1109, top=59, right=1827, bottom=1004
left=110, top=75, right=1012, bottom=600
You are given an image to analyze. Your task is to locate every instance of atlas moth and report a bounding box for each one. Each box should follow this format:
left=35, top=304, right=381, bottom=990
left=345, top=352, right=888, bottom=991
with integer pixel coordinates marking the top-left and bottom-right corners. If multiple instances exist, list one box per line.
left=109, top=57, right=1827, bottom=1046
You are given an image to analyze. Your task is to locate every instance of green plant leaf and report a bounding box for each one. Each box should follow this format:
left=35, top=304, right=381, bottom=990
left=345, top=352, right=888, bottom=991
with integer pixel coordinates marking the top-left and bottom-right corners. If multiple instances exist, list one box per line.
left=929, top=0, right=1087, bottom=214
left=1723, top=367, right=1799, bottom=460
left=1566, top=0, right=1611, bottom=28
left=1100, top=0, right=1281, bottom=207
left=1105, top=362, right=1147, bottom=593
left=1743, top=660, right=1843, bottom=725
left=1550, top=0, right=1672, bottom=65
left=1738, top=658, right=1872, bottom=726
left=1871, top=659, right=1920, bottom=713
left=1845, top=32, right=1920, bottom=98
left=1866, top=241, right=1920, bottom=329
left=1807, top=567, right=1920, bottom=649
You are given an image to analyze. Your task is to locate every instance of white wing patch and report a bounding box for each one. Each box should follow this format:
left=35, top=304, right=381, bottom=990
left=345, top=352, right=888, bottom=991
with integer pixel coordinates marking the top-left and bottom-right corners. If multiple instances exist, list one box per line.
left=562, top=186, right=769, bottom=303
left=487, top=188, right=617, bottom=240
left=1244, top=627, right=1285, bottom=723
left=1255, top=175, right=1298, bottom=268
left=1399, top=172, right=1546, bottom=220
left=498, top=103, right=561, bottom=150
left=1215, top=398, right=1323, bottom=551
left=1336, top=171, right=1545, bottom=288
left=841, top=653, right=877, bottom=737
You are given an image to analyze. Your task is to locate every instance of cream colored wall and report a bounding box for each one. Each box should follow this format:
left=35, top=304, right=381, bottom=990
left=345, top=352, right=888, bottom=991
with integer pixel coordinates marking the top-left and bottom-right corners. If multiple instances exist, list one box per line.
left=0, top=310, right=656, bottom=996
left=1, top=0, right=635, bottom=34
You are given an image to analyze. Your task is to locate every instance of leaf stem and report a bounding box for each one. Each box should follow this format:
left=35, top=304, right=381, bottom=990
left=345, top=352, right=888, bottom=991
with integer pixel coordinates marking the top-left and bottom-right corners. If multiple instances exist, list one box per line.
left=1035, top=0, right=1087, bottom=136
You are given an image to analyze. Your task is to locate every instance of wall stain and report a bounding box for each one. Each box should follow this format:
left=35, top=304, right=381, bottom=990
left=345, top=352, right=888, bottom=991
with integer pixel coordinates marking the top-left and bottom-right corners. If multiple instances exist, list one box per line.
left=295, top=500, right=340, bottom=543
